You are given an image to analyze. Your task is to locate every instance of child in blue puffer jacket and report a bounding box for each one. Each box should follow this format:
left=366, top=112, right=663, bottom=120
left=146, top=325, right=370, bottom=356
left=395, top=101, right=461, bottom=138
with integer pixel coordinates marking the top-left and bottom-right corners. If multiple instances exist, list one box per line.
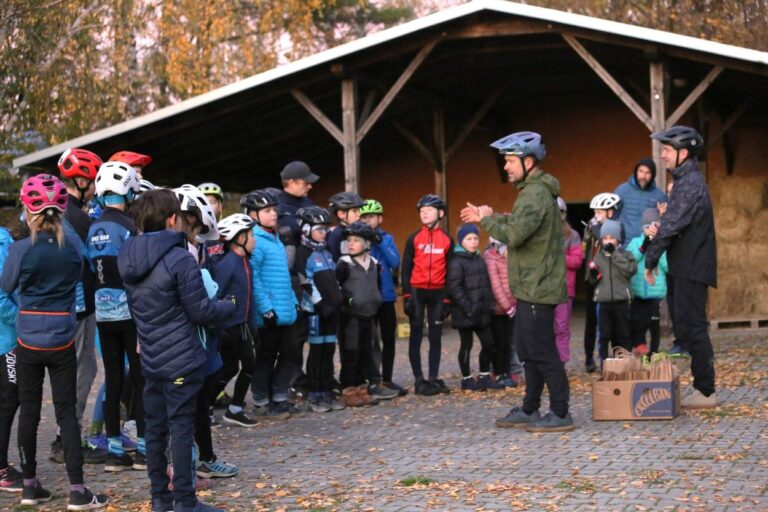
left=242, top=189, right=300, bottom=419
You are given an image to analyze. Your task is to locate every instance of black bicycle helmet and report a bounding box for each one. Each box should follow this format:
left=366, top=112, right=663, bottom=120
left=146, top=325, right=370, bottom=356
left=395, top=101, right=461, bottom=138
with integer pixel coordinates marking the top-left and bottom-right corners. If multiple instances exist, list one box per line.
left=328, top=192, right=365, bottom=213
left=416, top=194, right=446, bottom=211
left=240, top=189, right=278, bottom=213
left=344, top=220, right=380, bottom=243
left=651, top=126, right=704, bottom=156
left=297, top=206, right=332, bottom=228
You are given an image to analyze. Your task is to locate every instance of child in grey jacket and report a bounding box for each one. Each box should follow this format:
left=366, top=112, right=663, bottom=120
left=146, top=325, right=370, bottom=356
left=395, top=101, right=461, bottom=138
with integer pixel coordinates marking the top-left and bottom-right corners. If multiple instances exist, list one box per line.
left=586, top=219, right=637, bottom=364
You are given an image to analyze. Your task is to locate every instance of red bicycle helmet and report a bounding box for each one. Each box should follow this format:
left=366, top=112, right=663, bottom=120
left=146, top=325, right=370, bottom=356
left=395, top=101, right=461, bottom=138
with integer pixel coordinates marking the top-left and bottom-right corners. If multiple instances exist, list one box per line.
left=109, top=151, right=152, bottom=168
left=20, top=174, right=68, bottom=214
left=57, top=148, right=102, bottom=180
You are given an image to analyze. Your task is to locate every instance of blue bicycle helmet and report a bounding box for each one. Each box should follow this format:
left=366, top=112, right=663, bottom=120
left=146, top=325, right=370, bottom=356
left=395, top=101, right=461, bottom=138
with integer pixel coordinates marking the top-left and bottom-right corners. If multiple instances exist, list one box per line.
left=490, top=131, right=546, bottom=161
left=416, top=194, right=446, bottom=211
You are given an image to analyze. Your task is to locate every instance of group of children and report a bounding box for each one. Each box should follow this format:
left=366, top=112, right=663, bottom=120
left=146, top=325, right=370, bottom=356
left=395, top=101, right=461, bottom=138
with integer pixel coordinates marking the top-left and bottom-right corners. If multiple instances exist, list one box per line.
left=0, top=145, right=668, bottom=511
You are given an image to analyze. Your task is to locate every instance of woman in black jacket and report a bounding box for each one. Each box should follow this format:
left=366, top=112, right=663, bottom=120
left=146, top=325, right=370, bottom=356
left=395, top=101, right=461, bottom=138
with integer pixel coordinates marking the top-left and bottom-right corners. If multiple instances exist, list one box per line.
left=448, top=224, right=503, bottom=391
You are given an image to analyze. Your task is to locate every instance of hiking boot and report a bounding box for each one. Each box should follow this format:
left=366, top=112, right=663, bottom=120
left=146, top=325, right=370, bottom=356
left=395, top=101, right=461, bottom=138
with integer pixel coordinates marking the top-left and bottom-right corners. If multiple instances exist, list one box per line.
left=223, top=409, right=258, bottom=427
left=307, top=393, right=331, bottom=413
left=196, top=458, right=239, bottom=478
left=105, top=452, right=134, bottom=472
left=341, top=386, right=365, bottom=407
left=495, top=407, right=541, bottom=428
left=585, top=360, right=598, bottom=373
left=212, top=391, right=231, bottom=410
left=0, top=465, right=23, bottom=493
left=133, top=451, right=147, bottom=471
left=253, top=402, right=291, bottom=420
left=325, top=392, right=346, bottom=411
left=82, top=439, right=107, bottom=465
left=477, top=374, right=504, bottom=390
left=525, top=411, right=575, bottom=433
left=368, top=383, right=399, bottom=400
left=682, top=388, right=718, bottom=409
left=414, top=378, right=440, bottom=397
left=356, top=385, right=379, bottom=406
left=430, top=378, right=450, bottom=394
left=634, top=343, right=650, bottom=356
left=382, top=381, right=408, bottom=396
left=460, top=377, right=484, bottom=391
left=21, top=481, right=52, bottom=505
left=68, top=487, right=108, bottom=510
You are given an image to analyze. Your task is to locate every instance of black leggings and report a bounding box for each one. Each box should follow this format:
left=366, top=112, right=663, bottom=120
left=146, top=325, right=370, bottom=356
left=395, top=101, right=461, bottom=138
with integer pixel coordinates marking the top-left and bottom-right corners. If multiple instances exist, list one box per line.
left=339, top=315, right=374, bottom=389
left=631, top=298, right=661, bottom=353
left=307, top=343, right=336, bottom=393
left=194, top=373, right=219, bottom=463
left=490, top=315, right=511, bottom=375
left=213, top=325, right=256, bottom=408
left=408, top=288, right=445, bottom=380
left=98, top=320, right=145, bottom=439
left=0, top=350, right=19, bottom=469
left=458, top=326, right=495, bottom=377
left=377, top=302, right=397, bottom=382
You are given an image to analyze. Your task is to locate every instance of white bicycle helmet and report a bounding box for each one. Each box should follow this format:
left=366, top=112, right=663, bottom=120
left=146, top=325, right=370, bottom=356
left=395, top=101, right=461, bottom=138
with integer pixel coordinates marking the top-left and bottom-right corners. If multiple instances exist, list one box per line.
left=139, top=179, right=156, bottom=193
left=218, top=213, right=254, bottom=242
left=173, top=184, right=220, bottom=241
left=590, top=192, right=621, bottom=210
left=95, top=161, right=140, bottom=198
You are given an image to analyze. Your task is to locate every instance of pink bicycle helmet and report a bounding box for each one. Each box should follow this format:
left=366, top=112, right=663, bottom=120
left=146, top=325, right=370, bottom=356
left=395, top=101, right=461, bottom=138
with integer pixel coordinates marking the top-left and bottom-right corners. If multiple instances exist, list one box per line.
left=20, top=174, right=68, bottom=214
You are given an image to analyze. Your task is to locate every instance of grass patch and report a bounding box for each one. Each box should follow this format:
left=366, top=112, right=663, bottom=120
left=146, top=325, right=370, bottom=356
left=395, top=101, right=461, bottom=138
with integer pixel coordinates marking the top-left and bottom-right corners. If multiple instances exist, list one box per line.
left=398, top=476, right=437, bottom=487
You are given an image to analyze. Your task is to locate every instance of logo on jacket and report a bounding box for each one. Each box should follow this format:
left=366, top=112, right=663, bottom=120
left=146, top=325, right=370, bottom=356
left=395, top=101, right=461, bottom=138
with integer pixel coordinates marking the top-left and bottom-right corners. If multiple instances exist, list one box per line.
left=174, top=377, right=184, bottom=385
left=418, top=243, right=444, bottom=254
left=91, top=228, right=110, bottom=251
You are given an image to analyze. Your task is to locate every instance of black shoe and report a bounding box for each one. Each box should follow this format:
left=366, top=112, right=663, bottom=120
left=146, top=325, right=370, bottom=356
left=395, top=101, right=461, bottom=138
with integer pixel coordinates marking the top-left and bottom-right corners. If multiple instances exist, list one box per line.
left=105, top=452, right=134, bottom=472
left=253, top=402, right=291, bottom=420
left=368, top=383, right=399, bottom=400
left=132, top=451, right=147, bottom=471
left=82, top=439, right=107, bottom=465
left=461, top=377, right=484, bottom=391
left=382, top=381, right=408, bottom=397
left=223, top=409, right=258, bottom=427
left=414, top=378, right=440, bottom=396
left=151, top=498, right=174, bottom=512
left=212, top=391, right=232, bottom=410
left=430, top=378, right=450, bottom=394
left=585, top=360, right=598, bottom=373
left=21, top=481, right=52, bottom=505
left=49, top=439, right=65, bottom=464
left=525, top=411, right=575, bottom=433
left=477, top=374, right=504, bottom=390
left=495, top=407, right=542, bottom=428
left=68, top=487, right=108, bottom=510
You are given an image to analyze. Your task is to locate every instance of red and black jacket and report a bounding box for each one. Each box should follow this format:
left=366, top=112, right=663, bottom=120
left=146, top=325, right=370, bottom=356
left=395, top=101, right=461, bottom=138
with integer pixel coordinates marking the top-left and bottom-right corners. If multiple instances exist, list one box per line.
left=401, top=226, right=453, bottom=295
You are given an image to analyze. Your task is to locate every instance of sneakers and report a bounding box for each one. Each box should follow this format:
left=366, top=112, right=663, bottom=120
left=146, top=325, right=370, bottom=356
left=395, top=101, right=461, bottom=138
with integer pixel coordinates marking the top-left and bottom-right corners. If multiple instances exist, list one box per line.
left=21, top=481, right=52, bottom=505
left=133, top=451, right=147, bottom=471
left=495, top=407, right=541, bottom=428
left=681, top=388, right=718, bottom=409
left=212, top=391, right=232, bottom=410
left=525, top=411, right=575, bottom=433
left=120, top=429, right=138, bottom=452
left=634, top=343, right=650, bottom=356
left=105, top=452, right=134, bottom=472
left=223, top=409, right=258, bottom=427
left=585, top=360, right=598, bottom=373
left=85, top=433, right=107, bottom=452
left=667, top=344, right=690, bottom=358
left=253, top=402, right=291, bottom=420
left=285, top=401, right=309, bottom=418
left=49, top=439, right=65, bottom=464
left=82, top=439, right=107, bottom=465
left=208, top=407, right=220, bottom=428
left=368, top=383, right=399, bottom=400
left=325, top=392, right=346, bottom=411
left=68, top=487, right=108, bottom=510
left=430, top=378, right=450, bottom=394
left=477, top=374, right=504, bottom=390
left=496, top=375, right=518, bottom=388
left=461, top=377, right=484, bottom=391
left=0, top=465, right=23, bottom=493
left=307, top=393, right=332, bottom=413
left=414, top=378, right=440, bottom=396
left=356, top=384, right=379, bottom=406
left=382, top=381, right=408, bottom=396
left=196, top=458, right=239, bottom=478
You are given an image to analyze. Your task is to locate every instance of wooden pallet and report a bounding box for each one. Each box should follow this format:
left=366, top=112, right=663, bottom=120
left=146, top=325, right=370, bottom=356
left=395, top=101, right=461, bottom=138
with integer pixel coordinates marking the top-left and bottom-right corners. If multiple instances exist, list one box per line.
left=709, top=317, right=768, bottom=331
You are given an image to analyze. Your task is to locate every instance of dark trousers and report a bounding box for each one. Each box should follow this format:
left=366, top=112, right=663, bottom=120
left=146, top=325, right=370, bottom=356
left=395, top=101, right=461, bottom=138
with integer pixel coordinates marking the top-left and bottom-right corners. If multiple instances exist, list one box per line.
left=338, top=314, right=375, bottom=389
left=598, top=301, right=631, bottom=360
left=515, top=300, right=569, bottom=418
left=672, top=278, right=716, bottom=396
left=306, top=342, right=336, bottom=393
left=490, top=315, right=515, bottom=375
left=144, top=366, right=203, bottom=509
left=194, top=373, right=219, bottom=463
left=16, top=345, right=84, bottom=484
left=458, top=325, right=495, bottom=377
left=98, top=320, right=145, bottom=439
left=214, top=325, right=256, bottom=407
left=372, top=301, right=397, bottom=383
left=631, top=298, right=661, bottom=353
left=251, top=325, right=297, bottom=404
left=408, top=288, right=445, bottom=380
left=667, top=277, right=678, bottom=344
left=584, top=283, right=598, bottom=363
left=0, top=350, right=19, bottom=469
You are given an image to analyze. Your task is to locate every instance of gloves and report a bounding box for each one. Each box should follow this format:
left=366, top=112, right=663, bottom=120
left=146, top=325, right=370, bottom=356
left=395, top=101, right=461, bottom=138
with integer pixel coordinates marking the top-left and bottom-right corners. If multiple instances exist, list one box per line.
left=588, top=261, right=600, bottom=281
left=441, top=301, right=451, bottom=321
left=403, top=295, right=414, bottom=317
left=262, top=309, right=278, bottom=328
left=640, top=235, right=652, bottom=253
left=603, top=242, right=616, bottom=255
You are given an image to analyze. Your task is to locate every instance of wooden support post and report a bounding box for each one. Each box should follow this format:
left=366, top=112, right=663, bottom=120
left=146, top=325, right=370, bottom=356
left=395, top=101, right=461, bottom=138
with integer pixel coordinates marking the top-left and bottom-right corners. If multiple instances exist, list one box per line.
left=445, top=80, right=511, bottom=161
left=665, top=65, right=723, bottom=127
left=392, top=121, right=435, bottom=165
left=708, top=98, right=752, bottom=148
left=433, top=109, right=449, bottom=232
left=342, top=79, right=359, bottom=193
left=650, top=61, right=666, bottom=192
left=291, top=89, right=344, bottom=144
left=563, top=34, right=653, bottom=131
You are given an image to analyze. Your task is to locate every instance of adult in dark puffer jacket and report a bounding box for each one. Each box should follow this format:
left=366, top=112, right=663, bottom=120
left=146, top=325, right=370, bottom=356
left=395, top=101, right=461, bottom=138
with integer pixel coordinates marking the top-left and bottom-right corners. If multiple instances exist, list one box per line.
left=447, top=224, right=500, bottom=391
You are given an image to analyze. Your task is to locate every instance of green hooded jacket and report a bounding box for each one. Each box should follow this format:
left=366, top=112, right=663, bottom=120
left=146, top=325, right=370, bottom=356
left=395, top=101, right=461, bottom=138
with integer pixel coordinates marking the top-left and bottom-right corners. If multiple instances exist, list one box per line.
left=480, top=168, right=567, bottom=305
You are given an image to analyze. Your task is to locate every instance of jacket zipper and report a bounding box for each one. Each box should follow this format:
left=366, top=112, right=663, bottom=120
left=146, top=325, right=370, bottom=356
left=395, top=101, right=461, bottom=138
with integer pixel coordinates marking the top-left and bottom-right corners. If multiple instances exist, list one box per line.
left=609, top=256, right=614, bottom=302
left=427, top=228, right=433, bottom=289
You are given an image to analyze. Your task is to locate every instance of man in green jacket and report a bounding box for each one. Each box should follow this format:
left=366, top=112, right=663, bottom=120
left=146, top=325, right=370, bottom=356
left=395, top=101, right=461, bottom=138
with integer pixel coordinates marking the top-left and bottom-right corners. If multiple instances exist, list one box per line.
left=461, top=131, right=573, bottom=432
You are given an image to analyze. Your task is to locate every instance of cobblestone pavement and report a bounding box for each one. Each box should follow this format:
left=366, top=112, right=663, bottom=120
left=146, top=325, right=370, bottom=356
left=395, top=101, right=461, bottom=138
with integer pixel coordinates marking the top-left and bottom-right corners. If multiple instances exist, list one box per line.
left=1, top=329, right=767, bottom=511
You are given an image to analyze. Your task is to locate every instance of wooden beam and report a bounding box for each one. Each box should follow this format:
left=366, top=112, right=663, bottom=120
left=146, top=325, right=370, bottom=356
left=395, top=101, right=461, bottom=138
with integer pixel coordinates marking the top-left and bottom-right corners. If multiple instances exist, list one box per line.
left=650, top=61, right=666, bottom=192
left=708, top=98, right=752, bottom=148
left=665, top=65, right=724, bottom=127
left=563, top=34, right=653, bottom=131
left=358, top=89, right=377, bottom=128
left=356, top=40, right=438, bottom=144
left=445, top=80, right=511, bottom=161
left=433, top=109, right=449, bottom=232
left=341, top=79, right=359, bottom=193
left=447, top=19, right=554, bottom=39
left=392, top=121, right=434, bottom=166
left=291, top=89, right=344, bottom=145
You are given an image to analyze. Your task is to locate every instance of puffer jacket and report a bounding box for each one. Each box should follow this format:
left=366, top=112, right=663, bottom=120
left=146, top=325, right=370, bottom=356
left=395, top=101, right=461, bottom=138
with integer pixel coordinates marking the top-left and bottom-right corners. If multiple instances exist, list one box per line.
left=588, top=247, right=637, bottom=303
left=447, top=246, right=494, bottom=328
left=0, top=228, right=18, bottom=355
left=482, top=245, right=515, bottom=315
left=213, top=250, right=256, bottom=331
left=249, top=226, right=298, bottom=327
left=614, top=171, right=667, bottom=241
left=336, top=255, right=382, bottom=318
left=480, top=168, right=567, bottom=305
left=371, top=228, right=400, bottom=303
left=118, top=230, right=236, bottom=380
left=626, top=235, right=669, bottom=299
left=564, top=225, right=584, bottom=298
left=645, top=158, right=717, bottom=288
left=1, top=232, right=82, bottom=350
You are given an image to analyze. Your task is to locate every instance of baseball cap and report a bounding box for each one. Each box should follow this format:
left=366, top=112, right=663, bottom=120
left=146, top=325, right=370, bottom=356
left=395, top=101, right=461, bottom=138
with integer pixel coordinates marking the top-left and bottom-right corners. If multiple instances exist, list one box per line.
left=280, top=161, right=319, bottom=183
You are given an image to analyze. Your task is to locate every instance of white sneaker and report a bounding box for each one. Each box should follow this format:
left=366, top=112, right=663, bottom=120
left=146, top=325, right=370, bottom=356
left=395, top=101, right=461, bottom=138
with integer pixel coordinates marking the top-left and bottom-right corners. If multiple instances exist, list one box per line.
left=681, top=388, right=717, bottom=409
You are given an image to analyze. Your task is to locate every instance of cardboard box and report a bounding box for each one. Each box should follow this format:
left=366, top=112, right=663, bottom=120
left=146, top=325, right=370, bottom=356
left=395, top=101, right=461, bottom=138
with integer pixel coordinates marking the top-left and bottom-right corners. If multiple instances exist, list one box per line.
left=592, top=376, right=680, bottom=420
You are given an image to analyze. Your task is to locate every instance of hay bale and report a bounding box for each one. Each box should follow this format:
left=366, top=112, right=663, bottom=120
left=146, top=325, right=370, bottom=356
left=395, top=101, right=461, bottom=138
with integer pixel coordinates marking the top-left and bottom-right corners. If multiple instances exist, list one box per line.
left=715, top=207, right=750, bottom=242
left=716, top=241, right=748, bottom=272
left=750, top=282, right=768, bottom=316
left=712, top=177, right=768, bottom=214
left=748, top=210, right=768, bottom=243
left=709, top=273, right=755, bottom=318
